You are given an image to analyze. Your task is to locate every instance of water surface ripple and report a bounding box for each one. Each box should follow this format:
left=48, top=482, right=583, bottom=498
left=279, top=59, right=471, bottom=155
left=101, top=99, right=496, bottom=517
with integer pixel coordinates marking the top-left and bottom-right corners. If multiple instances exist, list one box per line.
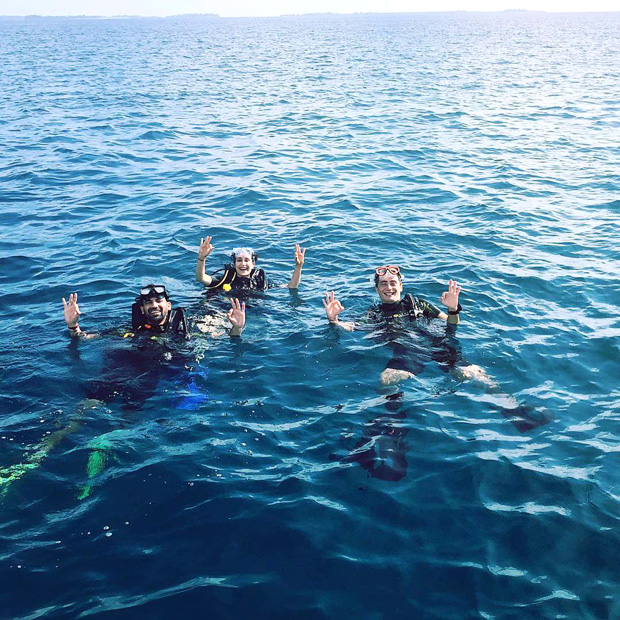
left=0, top=12, right=618, bottom=620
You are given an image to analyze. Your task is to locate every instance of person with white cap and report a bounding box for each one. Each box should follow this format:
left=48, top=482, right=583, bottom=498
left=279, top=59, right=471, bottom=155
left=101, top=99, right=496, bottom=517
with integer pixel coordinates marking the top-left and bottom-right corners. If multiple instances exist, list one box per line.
left=195, top=235, right=306, bottom=293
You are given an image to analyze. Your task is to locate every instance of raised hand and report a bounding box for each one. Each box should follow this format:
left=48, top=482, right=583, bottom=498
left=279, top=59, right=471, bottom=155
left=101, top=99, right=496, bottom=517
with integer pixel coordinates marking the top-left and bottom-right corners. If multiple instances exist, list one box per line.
left=198, top=236, right=214, bottom=260
left=440, top=279, right=461, bottom=312
left=62, top=293, right=81, bottom=328
left=322, top=291, right=344, bottom=323
left=294, top=243, right=306, bottom=267
left=227, top=297, right=246, bottom=333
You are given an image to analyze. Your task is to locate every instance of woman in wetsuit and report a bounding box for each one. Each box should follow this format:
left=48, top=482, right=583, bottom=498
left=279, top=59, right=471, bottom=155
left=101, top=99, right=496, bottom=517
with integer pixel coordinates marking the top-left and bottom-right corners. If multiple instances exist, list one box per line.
left=195, top=235, right=306, bottom=293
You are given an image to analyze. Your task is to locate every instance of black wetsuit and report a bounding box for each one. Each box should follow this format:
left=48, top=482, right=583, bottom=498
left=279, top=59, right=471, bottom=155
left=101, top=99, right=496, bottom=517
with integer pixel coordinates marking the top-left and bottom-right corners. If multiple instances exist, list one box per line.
left=84, top=308, right=194, bottom=410
left=366, top=294, right=442, bottom=324
left=205, top=266, right=269, bottom=295
left=363, top=294, right=461, bottom=375
left=341, top=295, right=456, bottom=481
left=85, top=337, right=181, bottom=410
left=362, top=293, right=551, bottom=435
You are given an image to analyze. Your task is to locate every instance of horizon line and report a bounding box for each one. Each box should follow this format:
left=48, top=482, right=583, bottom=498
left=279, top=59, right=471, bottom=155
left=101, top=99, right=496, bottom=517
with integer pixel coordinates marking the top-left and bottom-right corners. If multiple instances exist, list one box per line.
left=2, top=10, right=620, bottom=20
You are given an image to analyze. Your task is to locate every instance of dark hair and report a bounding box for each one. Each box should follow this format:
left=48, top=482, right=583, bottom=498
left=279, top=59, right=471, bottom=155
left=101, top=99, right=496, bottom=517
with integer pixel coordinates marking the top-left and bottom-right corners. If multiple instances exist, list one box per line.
left=374, top=272, right=403, bottom=286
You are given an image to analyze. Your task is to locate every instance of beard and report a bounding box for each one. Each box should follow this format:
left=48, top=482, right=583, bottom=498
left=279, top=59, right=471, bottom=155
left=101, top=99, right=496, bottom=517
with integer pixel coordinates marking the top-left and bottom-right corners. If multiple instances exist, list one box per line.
left=145, top=307, right=168, bottom=325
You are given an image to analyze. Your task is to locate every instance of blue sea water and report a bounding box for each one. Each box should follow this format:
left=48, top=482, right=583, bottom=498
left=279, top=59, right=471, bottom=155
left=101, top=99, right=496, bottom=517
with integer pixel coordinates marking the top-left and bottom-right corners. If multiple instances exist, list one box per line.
left=0, top=11, right=619, bottom=619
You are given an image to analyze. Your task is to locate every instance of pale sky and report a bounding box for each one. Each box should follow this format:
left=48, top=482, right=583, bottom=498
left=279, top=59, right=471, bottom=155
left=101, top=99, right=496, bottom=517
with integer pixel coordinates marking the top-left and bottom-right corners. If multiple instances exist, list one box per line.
left=1, top=1, right=618, bottom=17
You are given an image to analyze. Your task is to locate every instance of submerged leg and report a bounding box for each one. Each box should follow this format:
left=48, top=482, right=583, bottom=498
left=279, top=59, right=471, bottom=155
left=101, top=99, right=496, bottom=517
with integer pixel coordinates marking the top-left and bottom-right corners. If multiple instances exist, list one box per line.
left=495, top=403, right=554, bottom=433
left=0, top=399, right=102, bottom=499
left=174, top=368, right=210, bottom=411
left=381, top=353, right=424, bottom=386
left=342, top=393, right=410, bottom=482
left=451, top=364, right=497, bottom=388
left=76, top=432, right=120, bottom=500
left=466, top=388, right=554, bottom=433
left=380, top=368, right=417, bottom=386
left=443, top=338, right=552, bottom=432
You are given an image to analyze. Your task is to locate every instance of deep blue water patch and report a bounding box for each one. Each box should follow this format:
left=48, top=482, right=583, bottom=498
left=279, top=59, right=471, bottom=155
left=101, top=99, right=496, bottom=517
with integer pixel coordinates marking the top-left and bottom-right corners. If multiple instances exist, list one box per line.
left=0, top=11, right=619, bottom=620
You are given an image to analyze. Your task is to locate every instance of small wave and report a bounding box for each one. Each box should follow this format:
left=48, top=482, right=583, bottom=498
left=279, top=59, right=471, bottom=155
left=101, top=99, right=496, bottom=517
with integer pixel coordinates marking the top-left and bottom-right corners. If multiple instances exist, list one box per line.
left=138, top=129, right=178, bottom=140
left=0, top=190, right=38, bottom=202
left=0, top=256, right=41, bottom=283
left=39, top=135, right=80, bottom=144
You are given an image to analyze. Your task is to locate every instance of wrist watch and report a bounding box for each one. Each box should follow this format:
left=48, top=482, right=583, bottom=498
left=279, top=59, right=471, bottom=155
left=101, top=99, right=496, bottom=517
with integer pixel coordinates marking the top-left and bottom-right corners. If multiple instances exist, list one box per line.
left=448, top=303, right=462, bottom=316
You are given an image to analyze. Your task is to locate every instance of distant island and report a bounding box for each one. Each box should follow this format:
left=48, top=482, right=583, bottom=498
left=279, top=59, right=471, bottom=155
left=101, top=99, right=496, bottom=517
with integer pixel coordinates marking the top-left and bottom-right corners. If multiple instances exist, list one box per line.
left=1, top=9, right=607, bottom=21
left=0, top=13, right=221, bottom=21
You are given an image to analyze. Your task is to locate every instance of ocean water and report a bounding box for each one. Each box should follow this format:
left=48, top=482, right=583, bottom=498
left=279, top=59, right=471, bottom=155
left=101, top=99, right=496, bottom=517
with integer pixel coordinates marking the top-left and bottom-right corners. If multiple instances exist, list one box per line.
left=0, top=12, right=619, bottom=619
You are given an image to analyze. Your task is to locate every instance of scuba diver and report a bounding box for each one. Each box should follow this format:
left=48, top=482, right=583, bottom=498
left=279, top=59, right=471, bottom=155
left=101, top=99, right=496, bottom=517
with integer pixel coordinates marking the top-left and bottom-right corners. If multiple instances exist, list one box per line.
left=63, top=284, right=246, bottom=339
left=62, top=284, right=245, bottom=410
left=195, top=235, right=306, bottom=293
left=323, top=265, right=551, bottom=434
left=0, top=285, right=246, bottom=499
left=323, top=267, right=476, bottom=385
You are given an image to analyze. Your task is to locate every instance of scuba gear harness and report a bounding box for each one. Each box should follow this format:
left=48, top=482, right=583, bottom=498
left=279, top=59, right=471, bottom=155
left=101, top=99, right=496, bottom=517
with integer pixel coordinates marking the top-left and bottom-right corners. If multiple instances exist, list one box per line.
left=130, top=301, right=189, bottom=337
left=206, top=265, right=267, bottom=292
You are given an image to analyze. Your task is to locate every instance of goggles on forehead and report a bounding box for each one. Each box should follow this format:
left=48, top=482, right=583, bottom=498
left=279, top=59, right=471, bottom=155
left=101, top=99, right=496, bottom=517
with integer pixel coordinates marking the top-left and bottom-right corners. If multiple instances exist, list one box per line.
left=375, top=265, right=401, bottom=277
left=139, top=284, right=169, bottom=299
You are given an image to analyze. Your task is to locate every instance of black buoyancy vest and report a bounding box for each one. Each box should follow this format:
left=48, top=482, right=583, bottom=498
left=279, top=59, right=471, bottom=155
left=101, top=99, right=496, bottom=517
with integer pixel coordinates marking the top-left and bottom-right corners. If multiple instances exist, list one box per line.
left=209, top=266, right=267, bottom=292
left=131, top=304, right=189, bottom=337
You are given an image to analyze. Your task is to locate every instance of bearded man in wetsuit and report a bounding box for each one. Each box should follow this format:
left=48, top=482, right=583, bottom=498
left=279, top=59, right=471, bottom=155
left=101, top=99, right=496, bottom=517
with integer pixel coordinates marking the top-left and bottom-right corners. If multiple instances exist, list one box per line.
left=62, top=284, right=246, bottom=409
left=63, top=284, right=246, bottom=339
left=0, top=286, right=246, bottom=498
